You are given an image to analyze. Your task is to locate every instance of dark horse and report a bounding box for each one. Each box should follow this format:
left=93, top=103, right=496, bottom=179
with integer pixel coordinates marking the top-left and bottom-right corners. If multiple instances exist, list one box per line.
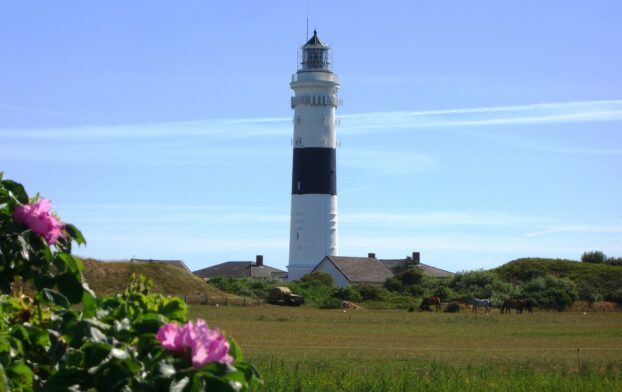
left=501, top=299, right=524, bottom=314
left=501, top=299, right=539, bottom=314
left=420, top=296, right=442, bottom=312
left=523, top=298, right=538, bottom=314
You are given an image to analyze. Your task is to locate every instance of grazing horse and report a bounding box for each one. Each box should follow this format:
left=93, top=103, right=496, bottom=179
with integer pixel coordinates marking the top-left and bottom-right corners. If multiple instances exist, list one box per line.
left=501, top=299, right=524, bottom=314
left=523, top=298, right=538, bottom=314
left=420, top=296, right=442, bottom=312
left=470, top=298, right=492, bottom=314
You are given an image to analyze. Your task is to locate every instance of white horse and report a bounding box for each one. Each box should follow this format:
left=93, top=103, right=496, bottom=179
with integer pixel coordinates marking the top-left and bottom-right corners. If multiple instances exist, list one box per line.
left=470, top=297, right=492, bottom=314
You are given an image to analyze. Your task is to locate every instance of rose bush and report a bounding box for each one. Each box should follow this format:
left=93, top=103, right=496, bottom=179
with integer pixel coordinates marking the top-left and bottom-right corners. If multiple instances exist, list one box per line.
left=0, top=174, right=261, bottom=391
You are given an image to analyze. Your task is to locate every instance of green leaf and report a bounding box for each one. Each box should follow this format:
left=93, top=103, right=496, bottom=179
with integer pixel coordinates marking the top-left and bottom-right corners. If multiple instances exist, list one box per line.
left=57, top=253, right=84, bottom=274
left=83, top=341, right=112, bottom=368
left=28, top=326, right=50, bottom=350
left=170, top=376, right=190, bottom=392
left=57, top=272, right=84, bottom=304
left=82, top=289, right=97, bottom=318
left=63, top=348, right=84, bottom=368
left=158, top=361, right=176, bottom=377
left=158, top=298, right=188, bottom=322
left=42, top=368, right=87, bottom=392
left=6, top=362, right=33, bottom=388
left=64, top=223, right=86, bottom=245
left=39, top=288, right=70, bottom=308
left=37, top=288, right=69, bottom=308
left=133, top=313, right=164, bottom=334
left=1, top=180, right=28, bottom=204
left=0, top=363, right=9, bottom=392
left=16, top=235, right=30, bottom=261
left=227, top=338, right=243, bottom=362
left=197, top=374, right=238, bottom=392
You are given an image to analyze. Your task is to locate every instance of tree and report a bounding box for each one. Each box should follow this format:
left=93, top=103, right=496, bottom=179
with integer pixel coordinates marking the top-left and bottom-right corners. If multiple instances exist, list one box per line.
left=606, top=257, right=622, bottom=266
left=581, top=251, right=606, bottom=264
left=299, top=271, right=335, bottom=287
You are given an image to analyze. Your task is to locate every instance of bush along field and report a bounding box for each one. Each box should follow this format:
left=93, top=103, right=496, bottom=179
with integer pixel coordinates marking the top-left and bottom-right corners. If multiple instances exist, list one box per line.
left=210, top=261, right=622, bottom=311
left=0, top=175, right=261, bottom=391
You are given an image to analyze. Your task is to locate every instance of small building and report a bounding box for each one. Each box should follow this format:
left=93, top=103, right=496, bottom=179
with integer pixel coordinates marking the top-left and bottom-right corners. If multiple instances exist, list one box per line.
left=311, top=256, right=394, bottom=287
left=130, top=258, right=190, bottom=272
left=193, top=255, right=287, bottom=281
left=310, top=252, right=454, bottom=287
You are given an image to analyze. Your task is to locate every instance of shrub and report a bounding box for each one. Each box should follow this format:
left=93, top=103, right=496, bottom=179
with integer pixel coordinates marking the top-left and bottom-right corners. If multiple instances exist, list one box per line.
left=578, top=284, right=603, bottom=303
left=450, top=270, right=497, bottom=297
left=444, top=302, right=461, bottom=313
left=582, top=251, right=607, bottom=264
left=383, top=277, right=404, bottom=293
left=319, top=297, right=343, bottom=309
left=333, top=286, right=362, bottom=302
left=395, top=268, right=424, bottom=286
left=432, top=285, right=454, bottom=301
left=299, top=272, right=334, bottom=287
left=0, top=175, right=261, bottom=391
left=210, top=276, right=280, bottom=299
left=353, top=284, right=385, bottom=301
left=522, top=274, right=577, bottom=310
left=287, top=281, right=334, bottom=307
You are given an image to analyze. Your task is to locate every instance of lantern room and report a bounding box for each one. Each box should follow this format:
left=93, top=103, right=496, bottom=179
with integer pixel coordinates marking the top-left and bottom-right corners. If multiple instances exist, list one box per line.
left=300, top=30, right=330, bottom=71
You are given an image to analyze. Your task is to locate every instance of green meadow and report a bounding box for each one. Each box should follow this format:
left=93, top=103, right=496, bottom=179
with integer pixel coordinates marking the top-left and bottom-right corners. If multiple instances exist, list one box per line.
left=190, top=305, right=622, bottom=391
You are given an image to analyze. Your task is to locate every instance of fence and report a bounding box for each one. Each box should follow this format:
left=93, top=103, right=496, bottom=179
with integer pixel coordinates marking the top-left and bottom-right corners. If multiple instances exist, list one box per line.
left=183, top=295, right=264, bottom=306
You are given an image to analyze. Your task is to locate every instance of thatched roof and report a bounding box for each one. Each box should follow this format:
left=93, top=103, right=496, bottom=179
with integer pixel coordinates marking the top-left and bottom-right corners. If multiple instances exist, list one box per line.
left=314, top=256, right=394, bottom=284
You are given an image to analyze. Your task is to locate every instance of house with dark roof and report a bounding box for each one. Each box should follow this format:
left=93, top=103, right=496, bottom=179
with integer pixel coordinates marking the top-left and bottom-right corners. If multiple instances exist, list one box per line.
left=311, top=252, right=454, bottom=287
left=130, top=258, right=191, bottom=272
left=193, top=255, right=287, bottom=281
left=311, top=256, right=394, bottom=287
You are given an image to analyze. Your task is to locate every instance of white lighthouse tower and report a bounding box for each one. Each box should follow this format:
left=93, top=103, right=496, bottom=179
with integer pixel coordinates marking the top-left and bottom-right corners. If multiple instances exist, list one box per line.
left=288, top=30, right=340, bottom=281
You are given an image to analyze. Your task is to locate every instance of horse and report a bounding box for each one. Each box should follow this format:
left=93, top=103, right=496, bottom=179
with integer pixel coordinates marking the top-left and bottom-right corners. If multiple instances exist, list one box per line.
left=420, top=296, right=442, bottom=312
left=469, top=297, right=492, bottom=314
left=523, top=298, right=538, bottom=314
left=500, top=299, right=524, bottom=314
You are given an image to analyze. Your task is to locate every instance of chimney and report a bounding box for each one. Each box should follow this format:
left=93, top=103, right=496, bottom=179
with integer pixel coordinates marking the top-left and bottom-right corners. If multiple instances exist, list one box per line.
left=368, top=252, right=376, bottom=259
left=255, top=255, right=264, bottom=267
left=412, top=252, right=420, bottom=265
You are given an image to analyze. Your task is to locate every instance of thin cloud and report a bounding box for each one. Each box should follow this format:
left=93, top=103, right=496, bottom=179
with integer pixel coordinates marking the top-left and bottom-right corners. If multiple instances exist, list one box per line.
left=526, top=225, right=622, bottom=237
left=341, top=211, right=549, bottom=228
left=2, top=100, right=621, bottom=141
left=0, top=103, right=83, bottom=120
left=338, top=100, right=622, bottom=134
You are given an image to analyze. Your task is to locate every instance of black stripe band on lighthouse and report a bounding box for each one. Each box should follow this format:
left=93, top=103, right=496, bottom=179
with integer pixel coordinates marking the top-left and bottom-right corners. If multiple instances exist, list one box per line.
left=288, top=30, right=340, bottom=281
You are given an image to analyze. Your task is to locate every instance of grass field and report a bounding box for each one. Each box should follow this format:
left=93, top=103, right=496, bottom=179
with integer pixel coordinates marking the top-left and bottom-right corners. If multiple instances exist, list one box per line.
left=189, top=305, right=622, bottom=391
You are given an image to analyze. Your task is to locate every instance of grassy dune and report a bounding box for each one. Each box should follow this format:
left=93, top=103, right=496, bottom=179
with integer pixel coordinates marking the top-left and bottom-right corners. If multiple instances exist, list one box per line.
left=81, top=258, right=234, bottom=299
left=190, top=305, right=622, bottom=391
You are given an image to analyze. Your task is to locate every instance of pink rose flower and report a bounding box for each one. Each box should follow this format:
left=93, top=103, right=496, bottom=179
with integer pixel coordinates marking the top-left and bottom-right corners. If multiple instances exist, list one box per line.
left=191, top=327, right=233, bottom=368
left=13, top=199, right=65, bottom=245
left=156, top=319, right=233, bottom=368
left=155, top=323, right=184, bottom=352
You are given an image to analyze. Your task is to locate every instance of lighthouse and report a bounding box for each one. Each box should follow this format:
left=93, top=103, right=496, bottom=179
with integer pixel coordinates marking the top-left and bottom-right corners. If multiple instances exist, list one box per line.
left=288, top=30, right=340, bottom=281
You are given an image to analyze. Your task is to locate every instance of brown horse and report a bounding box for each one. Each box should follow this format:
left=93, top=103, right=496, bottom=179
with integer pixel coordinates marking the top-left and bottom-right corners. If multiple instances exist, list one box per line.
left=501, top=299, right=524, bottom=314
left=420, top=296, right=442, bottom=312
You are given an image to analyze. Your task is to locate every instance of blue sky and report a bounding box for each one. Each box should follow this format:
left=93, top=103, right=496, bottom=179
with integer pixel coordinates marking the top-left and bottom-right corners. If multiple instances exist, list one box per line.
left=1, top=1, right=621, bottom=272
